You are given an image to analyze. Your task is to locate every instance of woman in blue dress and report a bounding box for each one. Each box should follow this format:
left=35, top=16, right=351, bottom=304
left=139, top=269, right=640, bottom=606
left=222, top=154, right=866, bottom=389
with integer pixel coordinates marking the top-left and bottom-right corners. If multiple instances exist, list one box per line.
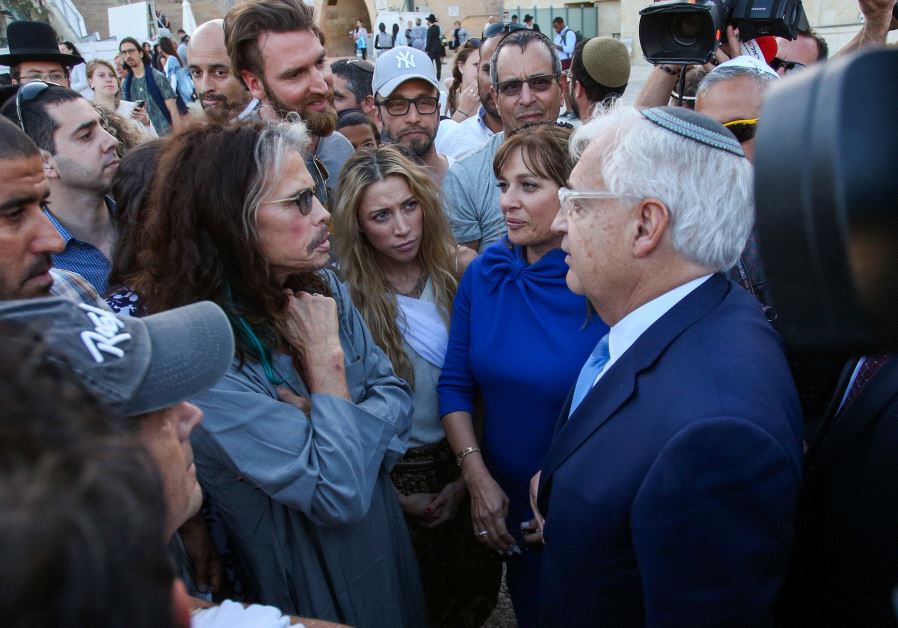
left=438, top=122, right=608, bottom=627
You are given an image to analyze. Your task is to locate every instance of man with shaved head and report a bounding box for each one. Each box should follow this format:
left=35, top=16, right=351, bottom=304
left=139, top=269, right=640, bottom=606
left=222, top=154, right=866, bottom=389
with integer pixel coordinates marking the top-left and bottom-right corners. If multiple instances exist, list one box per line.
left=188, top=19, right=256, bottom=123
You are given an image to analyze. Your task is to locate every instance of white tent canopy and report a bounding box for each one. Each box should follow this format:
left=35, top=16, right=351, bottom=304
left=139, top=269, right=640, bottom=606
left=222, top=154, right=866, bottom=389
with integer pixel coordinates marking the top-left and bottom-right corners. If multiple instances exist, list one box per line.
left=181, top=0, right=197, bottom=36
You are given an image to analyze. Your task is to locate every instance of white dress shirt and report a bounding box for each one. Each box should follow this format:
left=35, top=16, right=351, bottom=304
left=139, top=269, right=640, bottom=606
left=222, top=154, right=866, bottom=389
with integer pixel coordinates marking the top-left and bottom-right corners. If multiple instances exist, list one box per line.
left=592, top=275, right=712, bottom=386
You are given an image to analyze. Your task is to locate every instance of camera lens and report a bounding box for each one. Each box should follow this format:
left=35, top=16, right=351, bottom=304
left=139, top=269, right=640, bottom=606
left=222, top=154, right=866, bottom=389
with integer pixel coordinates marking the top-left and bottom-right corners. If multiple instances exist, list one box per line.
left=672, top=13, right=704, bottom=46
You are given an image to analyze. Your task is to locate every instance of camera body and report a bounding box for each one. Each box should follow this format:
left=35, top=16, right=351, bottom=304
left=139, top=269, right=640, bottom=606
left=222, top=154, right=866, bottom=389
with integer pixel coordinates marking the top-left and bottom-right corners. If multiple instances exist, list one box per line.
left=639, top=0, right=808, bottom=65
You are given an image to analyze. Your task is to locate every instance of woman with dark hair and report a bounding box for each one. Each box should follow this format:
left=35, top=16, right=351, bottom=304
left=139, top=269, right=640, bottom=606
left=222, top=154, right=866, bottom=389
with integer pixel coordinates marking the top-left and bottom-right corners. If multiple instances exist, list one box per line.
left=106, top=139, right=164, bottom=314
left=392, top=22, right=401, bottom=47
left=332, top=145, right=494, bottom=626
left=128, top=120, right=426, bottom=627
left=374, top=22, right=392, bottom=59
left=157, top=36, right=193, bottom=107
left=438, top=123, right=608, bottom=627
left=58, top=40, right=91, bottom=98
left=446, top=39, right=481, bottom=121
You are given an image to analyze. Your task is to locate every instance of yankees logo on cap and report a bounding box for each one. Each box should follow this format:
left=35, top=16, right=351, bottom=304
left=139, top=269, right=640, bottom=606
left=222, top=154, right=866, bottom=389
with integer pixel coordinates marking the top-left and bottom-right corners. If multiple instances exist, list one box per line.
left=372, top=46, right=439, bottom=98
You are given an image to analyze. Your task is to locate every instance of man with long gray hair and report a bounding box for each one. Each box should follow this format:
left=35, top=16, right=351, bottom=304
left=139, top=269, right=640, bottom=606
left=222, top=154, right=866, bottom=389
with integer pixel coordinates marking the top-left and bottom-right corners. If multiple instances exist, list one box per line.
left=529, top=105, right=803, bottom=625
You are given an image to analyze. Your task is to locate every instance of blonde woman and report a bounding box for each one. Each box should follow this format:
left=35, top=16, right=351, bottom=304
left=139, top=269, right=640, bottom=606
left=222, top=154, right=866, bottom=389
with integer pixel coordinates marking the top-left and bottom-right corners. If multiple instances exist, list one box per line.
left=332, top=145, right=498, bottom=627
left=87, top=59, right=156, bottom=138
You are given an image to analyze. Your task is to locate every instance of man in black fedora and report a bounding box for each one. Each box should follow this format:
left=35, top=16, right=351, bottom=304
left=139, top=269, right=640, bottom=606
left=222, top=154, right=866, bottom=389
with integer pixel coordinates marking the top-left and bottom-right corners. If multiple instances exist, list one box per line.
left=0, top=21, right=82, bottom=89
left=424, top=13, right=444, bottom=80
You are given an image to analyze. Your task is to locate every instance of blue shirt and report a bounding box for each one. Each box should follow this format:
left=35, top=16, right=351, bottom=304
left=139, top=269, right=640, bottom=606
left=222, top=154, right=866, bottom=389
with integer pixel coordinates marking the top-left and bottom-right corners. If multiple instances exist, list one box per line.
left=44, top=206, right=113, bottom=296
left=438, top=239, right=608, bottom=524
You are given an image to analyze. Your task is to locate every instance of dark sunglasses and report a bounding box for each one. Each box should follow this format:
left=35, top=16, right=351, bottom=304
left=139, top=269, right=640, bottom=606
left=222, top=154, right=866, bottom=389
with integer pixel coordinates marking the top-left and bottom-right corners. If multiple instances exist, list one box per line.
left=268, top=187, right=317, bottom=215
left=482, top=22, right=527, bottom=40
left=769, top=57, right=806, bottom=74
left=723, top=118, right=759, bottom=144
left=464, top=38, right=482, bottom=49
left=495, top=73, right=558, bottom=97
left=311, top=156, right=329, bottom=207
left=375, top=96, right=439, bottom=116
left=15, top=80, right=57, bottom=134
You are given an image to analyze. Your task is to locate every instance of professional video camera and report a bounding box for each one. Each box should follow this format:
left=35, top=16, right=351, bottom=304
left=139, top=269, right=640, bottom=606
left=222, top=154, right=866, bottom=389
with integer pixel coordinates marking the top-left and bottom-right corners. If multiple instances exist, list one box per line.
left=639, top=0, right=809, bottom=65
left=753, top=48, right=898, bottom=355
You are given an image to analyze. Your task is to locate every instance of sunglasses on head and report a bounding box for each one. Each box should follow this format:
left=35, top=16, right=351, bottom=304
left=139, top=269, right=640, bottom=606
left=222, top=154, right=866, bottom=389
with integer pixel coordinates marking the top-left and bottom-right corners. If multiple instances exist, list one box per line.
left=464, top=38, right=482, bottom=49
left=495, top=73, right=559, bottom=97
left=723, top=118, right=759, bottom=144
left=482, top=22, right=527, bottom=40
left=15, top=80, right=58, bottom=134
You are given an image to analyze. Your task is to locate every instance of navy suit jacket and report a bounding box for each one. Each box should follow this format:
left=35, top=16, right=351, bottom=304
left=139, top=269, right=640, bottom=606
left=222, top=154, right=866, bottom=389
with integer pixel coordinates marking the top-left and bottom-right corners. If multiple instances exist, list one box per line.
left=779, top=356, right=898, bottom=626
left=537, top=274, right=804, bottom=627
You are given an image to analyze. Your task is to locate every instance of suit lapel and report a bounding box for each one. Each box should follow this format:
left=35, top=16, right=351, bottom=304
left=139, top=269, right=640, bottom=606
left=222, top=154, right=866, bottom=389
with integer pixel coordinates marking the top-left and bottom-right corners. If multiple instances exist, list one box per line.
left=806, top=357, right=898, bottom=473
left=539, top=274, right=731, bottom=504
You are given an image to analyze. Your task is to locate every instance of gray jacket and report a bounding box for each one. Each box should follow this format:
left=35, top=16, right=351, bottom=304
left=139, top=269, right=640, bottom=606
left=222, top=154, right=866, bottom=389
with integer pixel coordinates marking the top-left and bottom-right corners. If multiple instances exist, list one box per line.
left=191, top=270, right=425, bottom=625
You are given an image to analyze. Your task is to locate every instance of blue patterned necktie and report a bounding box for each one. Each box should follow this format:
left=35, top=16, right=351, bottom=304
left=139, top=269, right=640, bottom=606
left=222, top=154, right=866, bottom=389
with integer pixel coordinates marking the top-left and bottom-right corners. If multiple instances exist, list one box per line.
left=569, top=334, right=610, bottom=418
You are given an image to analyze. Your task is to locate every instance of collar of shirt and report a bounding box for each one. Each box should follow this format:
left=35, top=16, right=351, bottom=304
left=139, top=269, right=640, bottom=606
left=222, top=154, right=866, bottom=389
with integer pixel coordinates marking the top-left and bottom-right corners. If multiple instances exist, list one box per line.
left=43, top=208, right=75, bottom=245
left=43, top=198, right=116, bottom=244
left=595, top=274, right=712, bottom=384
left=475, top=105, right=496, bottom=137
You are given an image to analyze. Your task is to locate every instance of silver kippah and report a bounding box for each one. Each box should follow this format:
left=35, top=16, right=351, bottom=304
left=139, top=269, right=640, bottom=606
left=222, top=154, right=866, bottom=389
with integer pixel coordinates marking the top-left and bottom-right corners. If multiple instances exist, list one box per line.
left=640, top=106, right=745, bottom=157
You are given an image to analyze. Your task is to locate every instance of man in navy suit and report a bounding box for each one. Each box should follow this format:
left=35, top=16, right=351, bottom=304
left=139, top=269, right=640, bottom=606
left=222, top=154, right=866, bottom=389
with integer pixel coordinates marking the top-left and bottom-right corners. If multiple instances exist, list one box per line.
left=531, top=106, right=804, bottom=626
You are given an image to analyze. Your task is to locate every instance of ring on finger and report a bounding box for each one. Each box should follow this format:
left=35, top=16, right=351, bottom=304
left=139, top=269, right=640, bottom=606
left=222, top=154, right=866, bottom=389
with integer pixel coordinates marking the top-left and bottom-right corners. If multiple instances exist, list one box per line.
left=477, top=529, right=489, bottom=537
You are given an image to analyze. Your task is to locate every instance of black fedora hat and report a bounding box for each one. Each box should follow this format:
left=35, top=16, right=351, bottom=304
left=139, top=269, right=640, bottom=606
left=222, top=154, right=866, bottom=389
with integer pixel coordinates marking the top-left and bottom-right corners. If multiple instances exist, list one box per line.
left=0, top=21, right=84, bottom=67
left=426, top=13, right=438, bottom=23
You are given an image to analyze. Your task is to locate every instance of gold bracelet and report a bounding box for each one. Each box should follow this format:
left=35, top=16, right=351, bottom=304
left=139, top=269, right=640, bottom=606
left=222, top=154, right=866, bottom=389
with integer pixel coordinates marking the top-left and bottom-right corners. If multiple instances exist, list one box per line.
left=456, top=446, right=481, bottom=467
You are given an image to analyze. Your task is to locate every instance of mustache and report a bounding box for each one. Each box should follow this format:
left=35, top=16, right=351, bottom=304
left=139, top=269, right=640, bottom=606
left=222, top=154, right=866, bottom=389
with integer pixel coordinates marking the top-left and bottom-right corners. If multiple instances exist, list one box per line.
left=26, top=256, right=53, bottom=281
left=306, top=227, right=329, bottom=254
left=399, top=125, right=431, bottom=136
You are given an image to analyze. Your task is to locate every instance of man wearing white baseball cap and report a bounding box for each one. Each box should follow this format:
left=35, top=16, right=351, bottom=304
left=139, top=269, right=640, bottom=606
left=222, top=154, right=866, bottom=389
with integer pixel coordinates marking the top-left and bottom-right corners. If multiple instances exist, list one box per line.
left=373, top=46, right=454, bottom=183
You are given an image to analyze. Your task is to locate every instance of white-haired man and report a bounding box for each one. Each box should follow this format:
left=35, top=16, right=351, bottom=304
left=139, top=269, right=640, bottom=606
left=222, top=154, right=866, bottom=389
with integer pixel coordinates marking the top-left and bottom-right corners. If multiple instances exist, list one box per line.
left=531, top=106, right=803, bottom=626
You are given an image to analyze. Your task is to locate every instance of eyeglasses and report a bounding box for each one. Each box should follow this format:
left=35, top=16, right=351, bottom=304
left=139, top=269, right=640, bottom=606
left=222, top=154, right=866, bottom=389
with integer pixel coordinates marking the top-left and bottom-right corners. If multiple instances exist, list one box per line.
left=21, top=71, right=66, bottom=83
left=723, top=118, right=759, bottom=144
left=268, top=187, right=317, bottom=215
left=482, top=22, right=527, bottom=40
left=557, top=187, right=636, bottom=216
left=495, top=73, right=559, bottom=97
left=375, top=96, right=439, bottom=116
left=769, top=58, right=806, bottom=75
left=15, top=80, right=56, bottom=134
left=120, top=47, right=141, bottom=55
left=464, top=38, right=482, bottom=49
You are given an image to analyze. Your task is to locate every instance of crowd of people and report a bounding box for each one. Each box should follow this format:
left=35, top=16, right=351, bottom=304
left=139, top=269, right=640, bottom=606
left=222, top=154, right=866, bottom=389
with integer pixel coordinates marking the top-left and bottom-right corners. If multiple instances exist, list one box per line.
left=0, top=0, right=896, bottom=625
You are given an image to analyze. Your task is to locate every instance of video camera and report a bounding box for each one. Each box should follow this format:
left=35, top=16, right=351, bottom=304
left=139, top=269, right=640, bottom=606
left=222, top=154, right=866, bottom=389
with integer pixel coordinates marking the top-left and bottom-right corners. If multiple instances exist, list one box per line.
left=753, top=48, right=898, bottom=354
left=639, top=0, right=809, bottom=65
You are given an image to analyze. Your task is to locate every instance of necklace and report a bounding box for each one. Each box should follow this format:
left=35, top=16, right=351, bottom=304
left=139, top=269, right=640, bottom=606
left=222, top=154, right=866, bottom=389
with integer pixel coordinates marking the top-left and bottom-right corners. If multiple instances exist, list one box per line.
left=396, top=272, right=428, bottom=298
